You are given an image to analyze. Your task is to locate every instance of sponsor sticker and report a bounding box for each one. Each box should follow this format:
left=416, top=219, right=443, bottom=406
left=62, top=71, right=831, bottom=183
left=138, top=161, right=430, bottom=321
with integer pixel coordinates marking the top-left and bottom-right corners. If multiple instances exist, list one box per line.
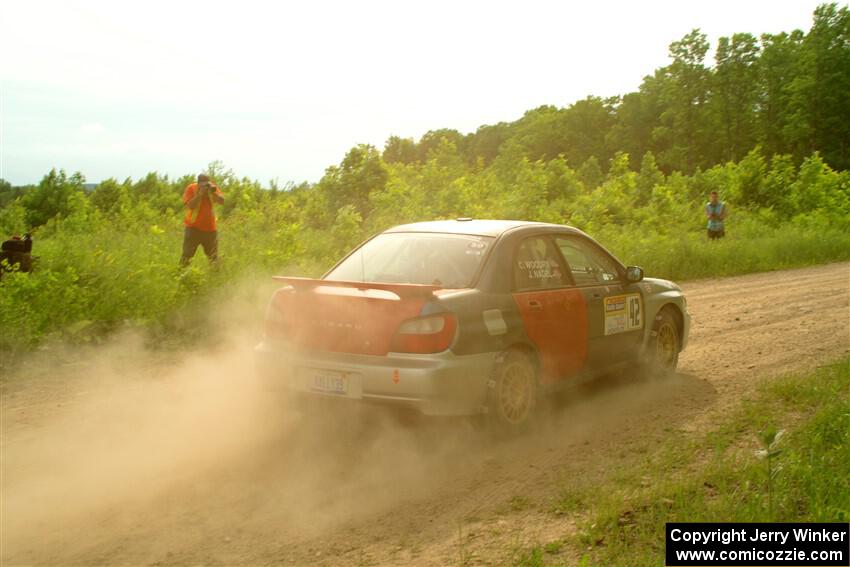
left=482, top=309, right=508, bottom=336
left=604, top=293, right=643, bottom=335
left=466, top=239, right=488, bottom=256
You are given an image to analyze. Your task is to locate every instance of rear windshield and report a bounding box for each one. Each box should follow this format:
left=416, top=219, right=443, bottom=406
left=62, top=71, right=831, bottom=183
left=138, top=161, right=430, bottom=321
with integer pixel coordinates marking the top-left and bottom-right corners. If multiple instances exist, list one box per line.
left=326, top=232, right=493, bottom=289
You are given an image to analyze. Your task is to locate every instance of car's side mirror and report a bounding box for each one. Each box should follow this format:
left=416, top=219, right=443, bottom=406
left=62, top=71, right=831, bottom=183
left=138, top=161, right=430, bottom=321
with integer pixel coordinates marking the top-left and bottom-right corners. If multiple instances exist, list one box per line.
left=625, top=266, right=644, bottom=283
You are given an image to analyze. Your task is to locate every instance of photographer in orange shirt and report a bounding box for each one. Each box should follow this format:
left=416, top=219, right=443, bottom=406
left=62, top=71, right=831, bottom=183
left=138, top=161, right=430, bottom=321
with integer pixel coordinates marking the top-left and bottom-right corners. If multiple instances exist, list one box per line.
left=181, top=173, right=225, bottom=266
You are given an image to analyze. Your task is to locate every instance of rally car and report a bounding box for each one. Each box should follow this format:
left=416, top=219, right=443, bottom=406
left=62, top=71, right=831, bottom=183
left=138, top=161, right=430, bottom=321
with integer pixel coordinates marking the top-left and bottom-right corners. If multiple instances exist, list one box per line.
left=255, top=219, right=690, bottom=427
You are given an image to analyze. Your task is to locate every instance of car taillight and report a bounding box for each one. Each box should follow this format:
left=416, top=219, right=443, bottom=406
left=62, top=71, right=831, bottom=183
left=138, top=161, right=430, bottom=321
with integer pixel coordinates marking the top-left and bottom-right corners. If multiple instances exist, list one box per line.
left=390, top=313, right=457, bottom=354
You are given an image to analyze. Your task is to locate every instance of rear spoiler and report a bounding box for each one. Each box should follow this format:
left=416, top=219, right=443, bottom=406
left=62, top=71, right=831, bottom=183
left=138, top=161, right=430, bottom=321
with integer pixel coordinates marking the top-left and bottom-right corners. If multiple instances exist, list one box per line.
left=272, top=276, right=440, bottom=300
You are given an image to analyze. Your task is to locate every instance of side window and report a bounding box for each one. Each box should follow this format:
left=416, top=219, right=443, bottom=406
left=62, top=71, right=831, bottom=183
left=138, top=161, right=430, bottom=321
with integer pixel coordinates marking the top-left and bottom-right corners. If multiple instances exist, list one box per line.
left=555, top=236, right=621, bottom=285
left=513, top=236, right=566, bottom=290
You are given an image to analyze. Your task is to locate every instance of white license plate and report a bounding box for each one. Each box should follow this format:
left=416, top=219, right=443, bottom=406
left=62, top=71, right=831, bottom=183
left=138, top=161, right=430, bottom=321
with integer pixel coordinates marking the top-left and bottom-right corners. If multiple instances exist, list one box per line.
left=310, top=370, right=348, bottom=395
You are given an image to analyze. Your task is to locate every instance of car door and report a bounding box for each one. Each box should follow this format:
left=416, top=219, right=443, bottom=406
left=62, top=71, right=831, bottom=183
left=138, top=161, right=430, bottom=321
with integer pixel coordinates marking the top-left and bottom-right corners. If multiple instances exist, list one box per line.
left=511, top=234, right=588, bottom=384
left=553, top=235, right=644, bottom=368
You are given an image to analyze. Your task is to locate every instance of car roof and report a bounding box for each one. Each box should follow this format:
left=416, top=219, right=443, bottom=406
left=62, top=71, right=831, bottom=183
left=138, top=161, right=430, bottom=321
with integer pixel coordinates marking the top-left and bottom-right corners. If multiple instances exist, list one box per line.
left=383, top=219, right=581, bottom=238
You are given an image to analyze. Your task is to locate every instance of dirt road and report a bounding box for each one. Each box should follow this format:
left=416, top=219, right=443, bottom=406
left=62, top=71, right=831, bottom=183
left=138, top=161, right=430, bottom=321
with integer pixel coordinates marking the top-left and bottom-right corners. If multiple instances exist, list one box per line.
left=2, top=262, right=848, bottom=566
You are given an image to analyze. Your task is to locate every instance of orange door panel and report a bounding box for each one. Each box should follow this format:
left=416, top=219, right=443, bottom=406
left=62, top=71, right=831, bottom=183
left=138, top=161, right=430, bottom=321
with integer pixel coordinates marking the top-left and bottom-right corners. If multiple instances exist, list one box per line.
left=513, top=288, right=588, bottom=383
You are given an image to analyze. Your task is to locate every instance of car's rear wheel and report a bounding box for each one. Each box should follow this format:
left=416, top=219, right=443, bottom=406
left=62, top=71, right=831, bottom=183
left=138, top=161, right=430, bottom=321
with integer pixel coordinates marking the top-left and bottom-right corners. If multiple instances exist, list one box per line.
left=488, top=351, right=537, bottom=429
left=643, top=308, right=680, bottom=378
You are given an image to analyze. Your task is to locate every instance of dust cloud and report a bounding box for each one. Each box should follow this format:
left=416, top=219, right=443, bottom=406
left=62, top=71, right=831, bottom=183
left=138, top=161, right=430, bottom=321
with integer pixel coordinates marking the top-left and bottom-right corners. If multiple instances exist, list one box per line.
left=0, top=283, right=487, bottom=566
left=1, top=276, right=715, bottom=566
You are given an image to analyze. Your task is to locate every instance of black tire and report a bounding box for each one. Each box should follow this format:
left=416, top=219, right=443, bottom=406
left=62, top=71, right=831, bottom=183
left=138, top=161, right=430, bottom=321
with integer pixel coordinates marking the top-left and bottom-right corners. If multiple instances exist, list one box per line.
left=487, top=350, right=538, bottom=429
left=643, top=308, right=680, bottom=378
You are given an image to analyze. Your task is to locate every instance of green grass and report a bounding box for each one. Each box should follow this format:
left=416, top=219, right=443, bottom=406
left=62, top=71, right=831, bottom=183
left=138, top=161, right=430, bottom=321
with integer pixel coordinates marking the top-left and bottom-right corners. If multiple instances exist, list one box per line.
left=5, top=214, right=849, bottom=355
left=511, top=359, right=850, bottom=566
left=599, top=223, right=850, bottom=281
left=0, top=211, right=309, bottom=354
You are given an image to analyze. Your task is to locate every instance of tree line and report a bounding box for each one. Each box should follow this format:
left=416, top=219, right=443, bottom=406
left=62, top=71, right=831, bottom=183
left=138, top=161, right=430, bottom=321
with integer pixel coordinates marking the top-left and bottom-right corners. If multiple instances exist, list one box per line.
left=383, top=4, right=849, bottom=174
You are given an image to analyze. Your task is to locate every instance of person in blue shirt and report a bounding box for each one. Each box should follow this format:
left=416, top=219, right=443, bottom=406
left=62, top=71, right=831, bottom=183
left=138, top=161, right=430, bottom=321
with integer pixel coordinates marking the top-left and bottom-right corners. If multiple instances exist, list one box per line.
left=705, top=191, right=728, bottom=240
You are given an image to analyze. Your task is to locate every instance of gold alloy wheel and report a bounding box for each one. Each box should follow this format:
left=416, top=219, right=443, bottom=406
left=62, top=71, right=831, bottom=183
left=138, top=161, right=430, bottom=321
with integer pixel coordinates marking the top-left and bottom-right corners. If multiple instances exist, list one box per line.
left=498, top=358, right=534, bottom=425
left=655, top=320, right=679, bottom=367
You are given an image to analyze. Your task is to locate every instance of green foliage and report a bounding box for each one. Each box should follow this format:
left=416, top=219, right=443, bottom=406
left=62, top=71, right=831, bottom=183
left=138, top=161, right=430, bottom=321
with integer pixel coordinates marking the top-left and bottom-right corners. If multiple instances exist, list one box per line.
left=0, top=178, right=29, bottom=209
left=383, top=135, right=418, bottom=165
left=0, top=198, right=29, bottom=235
left=657, top=29, right=712, bottom=172
left=713, top=33, right=760, bottom=162
left=319, top=144, right=388, bottom=218
left=577, top=156, right=603, bottom=191
left=21, top=169, right=86, bottom=227
left=3, top=145, right=847, bottom=352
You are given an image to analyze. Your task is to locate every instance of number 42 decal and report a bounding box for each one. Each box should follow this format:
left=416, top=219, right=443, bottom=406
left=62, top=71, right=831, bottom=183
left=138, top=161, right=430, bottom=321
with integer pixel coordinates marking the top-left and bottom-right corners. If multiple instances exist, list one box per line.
left=604, top=293, right=644, bottom=335
left=627, top=295, right=642, bottom=329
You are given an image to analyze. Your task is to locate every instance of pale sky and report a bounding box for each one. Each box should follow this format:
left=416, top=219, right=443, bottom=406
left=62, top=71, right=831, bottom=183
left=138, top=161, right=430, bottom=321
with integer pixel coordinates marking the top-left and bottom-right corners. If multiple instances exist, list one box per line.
left=0, top=0, right=828, bottom=186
